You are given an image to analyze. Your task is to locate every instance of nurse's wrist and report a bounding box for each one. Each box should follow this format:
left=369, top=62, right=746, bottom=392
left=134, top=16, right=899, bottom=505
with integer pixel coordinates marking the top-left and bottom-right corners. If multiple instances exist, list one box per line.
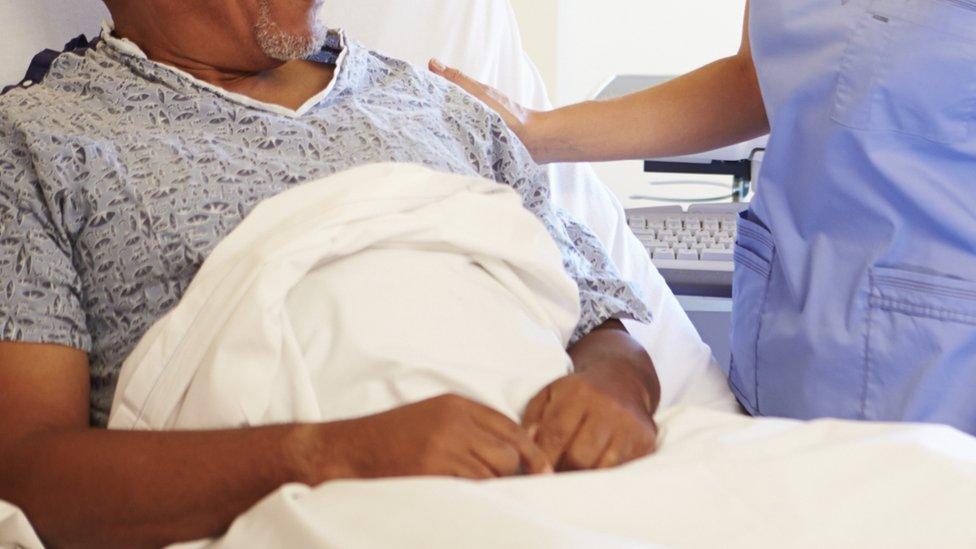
left=521, top=109, right=562, bottom=165
left=523, top=106, right=594, bottom=165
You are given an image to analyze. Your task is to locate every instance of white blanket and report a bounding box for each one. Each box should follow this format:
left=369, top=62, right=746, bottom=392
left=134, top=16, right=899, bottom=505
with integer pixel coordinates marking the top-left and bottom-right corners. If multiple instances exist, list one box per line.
left=110, top=163, right=581, bottom=429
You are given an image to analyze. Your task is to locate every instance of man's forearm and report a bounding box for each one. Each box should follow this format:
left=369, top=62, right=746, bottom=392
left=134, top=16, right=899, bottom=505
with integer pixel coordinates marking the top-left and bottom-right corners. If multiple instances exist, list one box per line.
left=527, top=53, right=768, bottom=164
left=568, top=320, right=661, bottom=416
left=1, top=424, right=324, bottom=549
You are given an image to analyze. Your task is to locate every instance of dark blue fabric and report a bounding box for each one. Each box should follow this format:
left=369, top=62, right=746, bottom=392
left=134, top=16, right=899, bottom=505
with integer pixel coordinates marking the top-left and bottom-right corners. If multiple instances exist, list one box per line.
left=2, top=34, right=98, bottom=95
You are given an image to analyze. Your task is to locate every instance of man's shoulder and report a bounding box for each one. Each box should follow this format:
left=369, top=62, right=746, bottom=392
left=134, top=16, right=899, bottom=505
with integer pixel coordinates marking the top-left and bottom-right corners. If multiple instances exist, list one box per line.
left=343, top=38, right=458, bottom=96
left=352, top=40, right=505, bottom=125
left=0, top=81, right=59, bottom=119
left=0, top=47, right=120, bottom=137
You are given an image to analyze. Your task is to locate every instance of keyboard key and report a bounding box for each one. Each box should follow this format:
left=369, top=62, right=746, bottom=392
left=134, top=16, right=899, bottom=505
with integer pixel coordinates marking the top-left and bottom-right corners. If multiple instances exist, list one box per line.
left=677, top=249, right=699, bottom=261
left=629, top=217, right=647, bottom=229
left=653, top=248, right=676, bottom=261
left=702, top=248, right=734, bottom=262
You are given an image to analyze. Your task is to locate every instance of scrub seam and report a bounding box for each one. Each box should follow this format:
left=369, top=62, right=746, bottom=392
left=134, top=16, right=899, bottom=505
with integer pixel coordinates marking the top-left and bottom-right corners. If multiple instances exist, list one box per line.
left=861, top=276, right=875, bottom=421
left=738, top=224, right=775, bottom=251
left=873, top=275, right=976, bottom=301
left=870, top=297, right=976, bottom=326
left=735, top=252, right=769, bottom=278
left=752, top=246, right=777, bottom=414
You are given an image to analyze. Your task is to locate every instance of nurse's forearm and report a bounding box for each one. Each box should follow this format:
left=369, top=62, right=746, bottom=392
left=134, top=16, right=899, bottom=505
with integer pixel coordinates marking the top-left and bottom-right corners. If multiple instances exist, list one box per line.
left=526, top=53, right=769, bottom=164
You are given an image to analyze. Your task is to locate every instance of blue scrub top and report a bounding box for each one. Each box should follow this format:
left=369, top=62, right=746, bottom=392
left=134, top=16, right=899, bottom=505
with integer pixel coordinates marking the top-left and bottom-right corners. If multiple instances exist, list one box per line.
left=732, top=0, right=976, bottom=434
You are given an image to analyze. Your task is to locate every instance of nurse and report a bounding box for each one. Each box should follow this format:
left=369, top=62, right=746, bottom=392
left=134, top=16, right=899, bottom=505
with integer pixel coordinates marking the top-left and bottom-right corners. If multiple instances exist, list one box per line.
left=432, top=0, right=976, bottom=435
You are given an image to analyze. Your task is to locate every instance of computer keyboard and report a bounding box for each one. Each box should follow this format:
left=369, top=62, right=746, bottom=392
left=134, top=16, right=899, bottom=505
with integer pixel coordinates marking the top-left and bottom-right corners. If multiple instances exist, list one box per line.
left=626, top=203, right=750, bottom=297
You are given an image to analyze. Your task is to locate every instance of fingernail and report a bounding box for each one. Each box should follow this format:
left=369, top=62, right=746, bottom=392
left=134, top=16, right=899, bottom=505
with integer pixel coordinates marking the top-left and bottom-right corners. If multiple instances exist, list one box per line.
left=543, top=464, right=554, bottom=475
left=430, top=58, right=445, bottom=71
left=527, top=425, right=539, bottom=439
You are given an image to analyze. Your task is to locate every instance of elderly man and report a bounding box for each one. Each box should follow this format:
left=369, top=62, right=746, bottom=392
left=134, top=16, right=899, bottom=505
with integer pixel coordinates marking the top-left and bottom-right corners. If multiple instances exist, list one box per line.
left=0, top=1, right=660, bottom=546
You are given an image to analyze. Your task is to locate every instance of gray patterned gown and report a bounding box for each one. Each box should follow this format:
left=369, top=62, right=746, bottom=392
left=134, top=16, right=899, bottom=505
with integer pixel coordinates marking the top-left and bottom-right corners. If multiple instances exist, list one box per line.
left=0, top=29, right=650, bottom=427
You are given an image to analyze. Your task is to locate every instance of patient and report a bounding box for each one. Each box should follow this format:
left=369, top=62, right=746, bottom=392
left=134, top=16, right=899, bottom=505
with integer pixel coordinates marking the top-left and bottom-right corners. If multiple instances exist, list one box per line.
left=0, top=1, right=659, bottom=546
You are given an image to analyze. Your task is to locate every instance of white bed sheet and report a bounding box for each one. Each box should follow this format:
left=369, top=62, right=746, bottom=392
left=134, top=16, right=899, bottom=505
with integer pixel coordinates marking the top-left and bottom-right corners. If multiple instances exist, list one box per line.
left=6, top=406, right=975, bottom=549
left=167, top=406, right=976, bottom=549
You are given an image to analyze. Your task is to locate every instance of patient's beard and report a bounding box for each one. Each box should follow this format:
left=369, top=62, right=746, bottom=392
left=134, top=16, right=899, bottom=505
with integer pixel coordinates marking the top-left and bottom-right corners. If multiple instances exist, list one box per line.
left=254, top=0, right=329, bottom=61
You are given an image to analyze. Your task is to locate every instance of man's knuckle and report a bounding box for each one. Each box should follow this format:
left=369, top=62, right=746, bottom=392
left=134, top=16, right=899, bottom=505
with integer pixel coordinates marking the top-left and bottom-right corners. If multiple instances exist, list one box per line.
left=439, top=393, right=469, bottom=410
left=564, top=447, right=586, bottom=469
left=540, top=428, right=567, bottom=446
left=639, top=431, right=657, bottom=454
left=497, top=450, right=520, bottom=475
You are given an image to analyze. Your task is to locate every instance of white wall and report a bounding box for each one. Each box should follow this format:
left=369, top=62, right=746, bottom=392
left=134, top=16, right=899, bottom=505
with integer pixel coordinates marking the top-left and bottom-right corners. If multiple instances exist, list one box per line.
left=510, top=0, right=747, bottom=105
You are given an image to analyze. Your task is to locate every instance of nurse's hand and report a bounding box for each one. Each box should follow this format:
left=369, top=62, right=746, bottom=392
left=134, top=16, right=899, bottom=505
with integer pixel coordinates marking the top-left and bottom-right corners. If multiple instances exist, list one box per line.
left=524, top=320, right=659, bottom=471
left=429, top=59, right=539, bottom=153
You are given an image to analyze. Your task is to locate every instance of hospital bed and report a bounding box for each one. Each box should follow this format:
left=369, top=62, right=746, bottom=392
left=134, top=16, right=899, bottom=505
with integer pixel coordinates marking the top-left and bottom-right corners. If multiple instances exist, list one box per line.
left=2, top=2, right=975, bottom=548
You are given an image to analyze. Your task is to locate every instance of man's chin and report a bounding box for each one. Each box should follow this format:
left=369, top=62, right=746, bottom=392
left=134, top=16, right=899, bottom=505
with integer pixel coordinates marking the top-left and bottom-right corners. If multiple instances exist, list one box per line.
left=255, top=2, right=329, bottom=61
left=256, top=28, right=326, bottom=61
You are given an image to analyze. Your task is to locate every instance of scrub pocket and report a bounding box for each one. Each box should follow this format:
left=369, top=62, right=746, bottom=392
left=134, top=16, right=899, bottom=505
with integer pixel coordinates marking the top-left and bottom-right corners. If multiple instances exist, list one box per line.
left=729, top=210, right=775, bottom=412
left=864, top=267, right=976, bottom=421
left=832, top=0, right=976, bottom=144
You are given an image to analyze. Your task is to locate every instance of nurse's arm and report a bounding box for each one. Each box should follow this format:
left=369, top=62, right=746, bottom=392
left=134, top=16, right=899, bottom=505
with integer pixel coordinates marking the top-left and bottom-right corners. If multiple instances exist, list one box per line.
left=431, top=2, right=768, bottom=164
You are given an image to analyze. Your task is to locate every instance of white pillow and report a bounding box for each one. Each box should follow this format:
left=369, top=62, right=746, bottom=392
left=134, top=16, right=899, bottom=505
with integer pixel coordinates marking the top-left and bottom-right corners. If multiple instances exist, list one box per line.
left=323, top=0, right=735, bottom=411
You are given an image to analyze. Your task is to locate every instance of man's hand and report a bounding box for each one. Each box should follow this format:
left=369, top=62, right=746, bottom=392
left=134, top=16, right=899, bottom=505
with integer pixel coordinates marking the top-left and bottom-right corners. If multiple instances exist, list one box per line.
left=303, top=394, right=553, bottom=482
left=0, top=344, right=549, bottom=548
left=523, top=321, right=660, bottom=471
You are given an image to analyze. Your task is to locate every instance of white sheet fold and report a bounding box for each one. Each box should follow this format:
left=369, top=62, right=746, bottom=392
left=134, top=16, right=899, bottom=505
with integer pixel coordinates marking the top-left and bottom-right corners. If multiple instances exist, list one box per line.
left=110, top=163, right=581, bottom=429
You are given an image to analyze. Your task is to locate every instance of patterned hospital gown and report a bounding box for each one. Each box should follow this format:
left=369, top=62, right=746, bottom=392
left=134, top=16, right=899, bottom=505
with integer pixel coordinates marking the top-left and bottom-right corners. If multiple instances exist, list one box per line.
left=0, top=30, right=650, bottom=426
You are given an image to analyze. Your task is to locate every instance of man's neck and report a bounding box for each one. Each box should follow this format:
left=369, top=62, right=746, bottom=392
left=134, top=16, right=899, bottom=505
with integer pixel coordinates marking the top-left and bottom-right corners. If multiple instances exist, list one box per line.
left=199, top=60, right=337, bottom=111
left=110, top=14, right=337, bottom=112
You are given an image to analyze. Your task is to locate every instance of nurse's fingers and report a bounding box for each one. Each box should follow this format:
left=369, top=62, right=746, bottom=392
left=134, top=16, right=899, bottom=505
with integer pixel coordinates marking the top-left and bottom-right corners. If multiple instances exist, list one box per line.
left=428, top=59, right=533, bottom=137
left=428, top=58, right=479, bottom=95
